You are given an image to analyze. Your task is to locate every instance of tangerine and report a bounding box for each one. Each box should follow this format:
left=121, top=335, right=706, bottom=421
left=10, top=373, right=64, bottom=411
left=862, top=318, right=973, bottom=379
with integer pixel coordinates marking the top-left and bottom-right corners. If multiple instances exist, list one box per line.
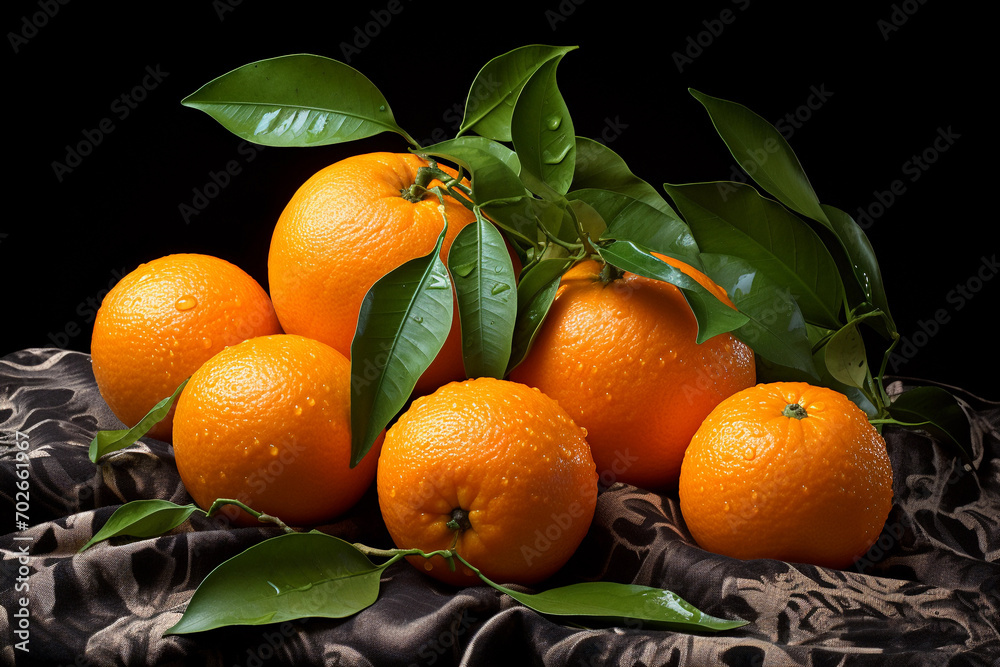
left=90, top=253, right=281, bottom=443
left=376, top=377, right=597, bottom=586
left=509, top=255, right=755, bottom=490
left=172, top=334, right=381, bottom=527
left=678, top=381, right=894, bottom=569
left=267, top=152, right=478, bottom=396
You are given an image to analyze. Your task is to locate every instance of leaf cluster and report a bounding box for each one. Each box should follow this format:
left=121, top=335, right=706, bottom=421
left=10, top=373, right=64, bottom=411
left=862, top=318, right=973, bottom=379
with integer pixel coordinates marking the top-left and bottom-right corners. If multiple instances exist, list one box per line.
left=181, top=45, right=971, bottom=462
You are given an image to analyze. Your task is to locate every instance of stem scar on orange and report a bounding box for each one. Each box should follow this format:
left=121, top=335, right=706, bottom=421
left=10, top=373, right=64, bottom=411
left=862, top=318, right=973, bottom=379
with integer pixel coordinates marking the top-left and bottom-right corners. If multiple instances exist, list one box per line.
left=678, top=381, right=894, bottom=569
left=509, top=254, right=756, bottom=490
left=376, top=377, right=598, bottom=587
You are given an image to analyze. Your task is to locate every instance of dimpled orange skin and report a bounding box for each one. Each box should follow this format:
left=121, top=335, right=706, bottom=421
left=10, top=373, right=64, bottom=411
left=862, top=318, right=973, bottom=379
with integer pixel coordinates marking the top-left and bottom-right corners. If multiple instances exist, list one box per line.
left=377, top=377, right=598, bottom=587
left=172, top=334, right=382, bottom=527
left=678, top=382, right=894, bottom=569
left=509, top=256, right=756, bottom=490
left=267, top=152, right=477, bottom=397
left=90, top=253, right=282, bottom=443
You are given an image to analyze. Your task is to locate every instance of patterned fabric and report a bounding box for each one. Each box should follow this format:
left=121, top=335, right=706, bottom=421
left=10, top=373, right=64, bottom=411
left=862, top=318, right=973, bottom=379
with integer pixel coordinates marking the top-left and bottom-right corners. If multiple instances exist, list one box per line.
left=1, top=348, right=998, bottom=666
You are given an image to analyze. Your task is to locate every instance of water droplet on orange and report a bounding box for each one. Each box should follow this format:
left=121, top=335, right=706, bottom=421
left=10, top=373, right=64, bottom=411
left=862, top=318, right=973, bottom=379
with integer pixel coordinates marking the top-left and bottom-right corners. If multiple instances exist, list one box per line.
left=743, top=447, right=755, bottom=460
left=175, top=295, right=198, bottom=311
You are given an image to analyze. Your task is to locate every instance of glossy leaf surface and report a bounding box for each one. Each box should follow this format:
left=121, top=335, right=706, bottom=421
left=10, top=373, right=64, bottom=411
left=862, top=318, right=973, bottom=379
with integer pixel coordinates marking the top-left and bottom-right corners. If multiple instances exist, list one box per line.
left=182, top=54, right=412, bottom=147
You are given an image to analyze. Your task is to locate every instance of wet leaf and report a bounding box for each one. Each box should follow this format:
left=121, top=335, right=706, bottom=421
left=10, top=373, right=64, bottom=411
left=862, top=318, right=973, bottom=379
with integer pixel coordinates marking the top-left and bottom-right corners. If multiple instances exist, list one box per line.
left=824, top=321, right=870, bottom=390
left=182, top=54, right=413, bottom=147
left=449, top=213, right=517, bottom=379
left=165, top=532, right=384, bottom=635
left=460, top=45, right=577, bottom=142
left=511, top=57, right=576, bottom=196
left=350, top=225, right=452, bottom=466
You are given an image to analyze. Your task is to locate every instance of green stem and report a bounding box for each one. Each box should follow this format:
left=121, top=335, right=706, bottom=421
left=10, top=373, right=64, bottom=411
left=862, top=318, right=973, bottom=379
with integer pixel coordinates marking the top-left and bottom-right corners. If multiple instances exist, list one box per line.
left=205, top=498, right=295, bottom=534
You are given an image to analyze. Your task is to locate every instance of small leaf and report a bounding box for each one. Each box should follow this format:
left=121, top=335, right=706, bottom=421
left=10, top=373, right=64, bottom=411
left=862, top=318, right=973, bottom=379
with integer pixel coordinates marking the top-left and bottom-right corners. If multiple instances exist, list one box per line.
left=165, top=532, right=384, bottom=635
left=665, top=181, right=845, bottom=330
left=89, top=379, right=188, bottom=462
left=689, top=88, right=827, bottom=224
left=459, top=45, right=577, bottom=141
left=350, top=224, right=453, bottom=466
left=489, top=580, right=746, bottom=632
left=570, top=137, right=679, bottom=218
left=80, top=500, right=203, bottom=552
left=700, top=253, right=818, bottom=378
left=824, top=321, right=870, bottom=390
left=182, top=54, right=415, bottom=147
left=596, top=242, right=749, bottom=343
left=506, top=258, right=568, bottom=374
left=449, top=212, right=518, bottom=379
left=511, top=56, right=576, bottom=196
left=887, top=386, right=972, bottom=462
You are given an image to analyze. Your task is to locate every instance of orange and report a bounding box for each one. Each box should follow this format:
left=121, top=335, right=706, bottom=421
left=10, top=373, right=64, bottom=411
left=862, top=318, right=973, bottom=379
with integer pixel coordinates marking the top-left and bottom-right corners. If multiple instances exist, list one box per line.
left=508, top=255, right=756, bottom=490
left=678, top=381, right=894, bottom=569
left=268, top=152, right=478, bottom=396
left=90, top=253, right=282, bottom=443
left=376, top=377, right=597, bottom=587
left=172, top=334, right=381, bottom=527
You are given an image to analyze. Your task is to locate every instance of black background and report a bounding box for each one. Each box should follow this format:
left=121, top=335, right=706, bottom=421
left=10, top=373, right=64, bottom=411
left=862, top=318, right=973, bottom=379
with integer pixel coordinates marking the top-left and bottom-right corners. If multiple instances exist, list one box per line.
left=2, top=1, right=992, bottom=398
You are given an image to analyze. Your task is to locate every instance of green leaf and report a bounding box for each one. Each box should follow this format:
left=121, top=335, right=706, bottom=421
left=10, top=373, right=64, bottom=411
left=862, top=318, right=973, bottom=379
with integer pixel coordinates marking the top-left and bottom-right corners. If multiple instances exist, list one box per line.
left=570, top=137, right=679, bottom=218
left=416, top=137, right=536, bottom=244
left=449, top=213, right=518, bottom=379
left=89, top=379, right=188, bottom=462
left=824, top=320, right=870, bottom=390
left=165, top=532, right=384, bottom=635
left=665, top=181, right=845, bottom=329
left=459, top=45, right=577, bottom=142
left=596, top=241, right=749, bottom=343
left=511, top=56, right=576, bottom=197
left=887, top=386, right=972, bottom=462
left=181, top=54, right=415, bottom=148
left=489, top=580, right=746, bottom=632
left=689, top=88, right=827, bottom=224
left=700, top=253, right=818, bottom=378
left=350, top=225, right=453, bottom=467
left=80, top=500, right=203, bottom=552
left=586, top=190, right=699, bottom=263
left=821, top=204, right=896, bottom=337
left=506, top=258, right=568, bottom=374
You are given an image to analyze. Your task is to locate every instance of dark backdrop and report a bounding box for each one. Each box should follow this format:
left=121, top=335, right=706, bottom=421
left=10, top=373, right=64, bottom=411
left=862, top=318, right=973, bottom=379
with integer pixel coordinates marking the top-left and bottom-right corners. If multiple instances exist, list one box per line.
left=3, top=1, right=992, bottom=399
